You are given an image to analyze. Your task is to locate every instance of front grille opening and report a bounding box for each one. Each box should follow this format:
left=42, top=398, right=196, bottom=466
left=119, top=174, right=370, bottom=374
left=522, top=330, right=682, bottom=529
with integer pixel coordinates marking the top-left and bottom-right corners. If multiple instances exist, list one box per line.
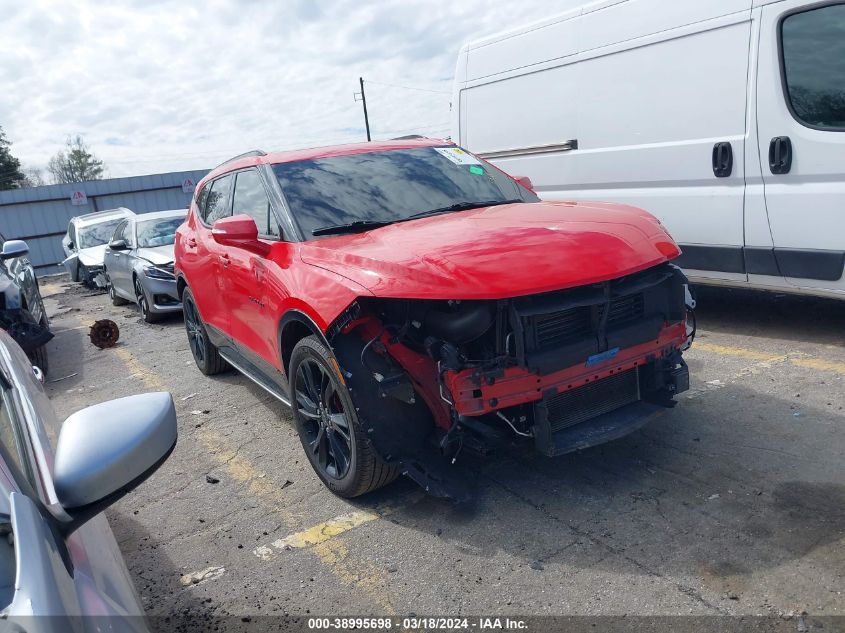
left=544, top=368, right=640, bottom=433
left=530, top=292, right=645, bottom=349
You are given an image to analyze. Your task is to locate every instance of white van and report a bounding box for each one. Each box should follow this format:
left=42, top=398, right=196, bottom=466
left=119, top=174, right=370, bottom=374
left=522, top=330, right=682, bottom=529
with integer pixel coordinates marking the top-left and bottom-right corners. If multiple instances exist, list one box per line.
left=452, top=0, right=845, bottom=299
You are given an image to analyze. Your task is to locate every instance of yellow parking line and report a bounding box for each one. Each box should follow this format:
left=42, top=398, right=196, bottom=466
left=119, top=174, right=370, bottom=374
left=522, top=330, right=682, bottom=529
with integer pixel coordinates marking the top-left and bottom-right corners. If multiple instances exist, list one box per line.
left=693, top=341, right=845, bottom=376
left=253, top=494, right=420, bottom=562
left=692, top=342, right=785, bottom=363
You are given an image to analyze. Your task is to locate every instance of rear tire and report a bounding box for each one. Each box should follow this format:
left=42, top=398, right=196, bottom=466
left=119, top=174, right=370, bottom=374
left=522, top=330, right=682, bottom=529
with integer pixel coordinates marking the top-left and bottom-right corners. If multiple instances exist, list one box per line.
left=182, top=287, right=228, bottom=375
left=107, top=274, right=129, bottom=306
left=28, top=344, right=48, bottom=376
left=290, top=335, right=399, bottom=498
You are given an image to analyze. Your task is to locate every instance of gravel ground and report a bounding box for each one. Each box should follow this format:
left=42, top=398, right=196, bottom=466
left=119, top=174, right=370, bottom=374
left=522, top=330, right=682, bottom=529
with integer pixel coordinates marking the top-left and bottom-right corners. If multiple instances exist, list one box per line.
left=38, top=278, right=844, bottom=630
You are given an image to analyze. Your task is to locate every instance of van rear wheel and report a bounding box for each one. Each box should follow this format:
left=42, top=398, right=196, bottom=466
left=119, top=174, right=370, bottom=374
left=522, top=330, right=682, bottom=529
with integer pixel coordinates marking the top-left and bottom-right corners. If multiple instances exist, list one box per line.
left=290, top=336, right=399, bottom=498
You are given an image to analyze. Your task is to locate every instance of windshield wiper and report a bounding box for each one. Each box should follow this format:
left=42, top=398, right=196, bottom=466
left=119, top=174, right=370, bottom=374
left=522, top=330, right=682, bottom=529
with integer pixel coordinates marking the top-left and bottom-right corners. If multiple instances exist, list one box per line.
left=311, top=219, right=393, bottom=236
left=403, top=199, right=523, bottom=222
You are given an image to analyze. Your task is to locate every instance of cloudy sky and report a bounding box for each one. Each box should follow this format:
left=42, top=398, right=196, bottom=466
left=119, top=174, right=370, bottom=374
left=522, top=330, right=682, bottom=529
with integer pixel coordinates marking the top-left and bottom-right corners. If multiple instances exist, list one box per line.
left=0, top=0, right=578, bottom=179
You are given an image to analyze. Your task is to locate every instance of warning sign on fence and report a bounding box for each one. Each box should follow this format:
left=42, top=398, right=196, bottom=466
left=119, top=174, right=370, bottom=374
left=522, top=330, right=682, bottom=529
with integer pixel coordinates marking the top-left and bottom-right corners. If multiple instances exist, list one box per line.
left=70, top=190, right=88, bottom=206
left=181, top=178, right=195, bottom=193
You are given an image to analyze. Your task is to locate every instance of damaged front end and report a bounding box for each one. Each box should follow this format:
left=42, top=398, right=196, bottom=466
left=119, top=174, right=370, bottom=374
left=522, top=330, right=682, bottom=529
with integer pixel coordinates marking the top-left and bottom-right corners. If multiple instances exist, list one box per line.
left=328, top=262, right=693, bottom=497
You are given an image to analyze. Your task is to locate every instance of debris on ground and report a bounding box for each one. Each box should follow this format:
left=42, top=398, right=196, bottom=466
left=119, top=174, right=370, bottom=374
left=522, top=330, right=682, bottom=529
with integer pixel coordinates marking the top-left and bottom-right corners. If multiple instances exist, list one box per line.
left=181, top=393, right=198, bottom=401
left=281, top=479, right=293, bottom=489
left=88, top=319, right=120, bottom=348
left=205, top=474, right=220, bottom=484
left=48, top=372, right=78, bottom=383
left=707, top=493, right=720, bottom=500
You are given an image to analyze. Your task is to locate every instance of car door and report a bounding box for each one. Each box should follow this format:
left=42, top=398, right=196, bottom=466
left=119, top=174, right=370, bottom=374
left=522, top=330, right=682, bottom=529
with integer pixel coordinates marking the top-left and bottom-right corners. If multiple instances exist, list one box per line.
left=106, top=219, right=131, bottom=297
left=755, top=0, right=845, bottom=292
left=225, top=168, right=288, bottom=370
left=192, top=174, right=235, bottom=337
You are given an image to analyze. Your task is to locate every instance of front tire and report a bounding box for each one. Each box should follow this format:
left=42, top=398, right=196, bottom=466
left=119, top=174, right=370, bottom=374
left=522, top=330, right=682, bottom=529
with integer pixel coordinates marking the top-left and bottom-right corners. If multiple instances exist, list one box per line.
left=290, top=335, right=399, bottom=498
left=28, top=344, right=48, bottom=376
left=134, top=276, right=160, bottom=323
left=182, top=287, right=228, bottom=375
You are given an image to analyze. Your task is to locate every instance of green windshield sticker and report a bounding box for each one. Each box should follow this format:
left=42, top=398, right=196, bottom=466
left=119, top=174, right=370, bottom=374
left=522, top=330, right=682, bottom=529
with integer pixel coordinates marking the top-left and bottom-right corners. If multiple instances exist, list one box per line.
left=469, top=165, right=484, bottom=175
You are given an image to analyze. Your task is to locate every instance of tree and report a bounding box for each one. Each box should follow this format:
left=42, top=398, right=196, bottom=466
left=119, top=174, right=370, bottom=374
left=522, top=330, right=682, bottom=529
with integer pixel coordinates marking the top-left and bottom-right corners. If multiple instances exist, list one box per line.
left=47, top=135, right=106, bottom=184
left=20, top=167, right=46, bottom=188
left=0, top=126, right=26, bottom=191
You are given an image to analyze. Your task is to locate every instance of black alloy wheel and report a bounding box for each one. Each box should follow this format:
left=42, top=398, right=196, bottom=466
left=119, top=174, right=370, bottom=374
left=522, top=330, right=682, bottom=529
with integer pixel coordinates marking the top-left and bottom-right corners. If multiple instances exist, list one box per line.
left=289, top=335, right=399, bottom=497
left=182, top=287, right=228, bottom=375
left=295, top=357, right=354, bottom=480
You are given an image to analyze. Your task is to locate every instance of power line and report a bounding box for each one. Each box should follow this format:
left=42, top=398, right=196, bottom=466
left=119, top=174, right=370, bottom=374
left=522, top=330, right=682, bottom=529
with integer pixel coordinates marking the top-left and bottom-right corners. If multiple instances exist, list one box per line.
left=364, top=79, right=451, bottom=95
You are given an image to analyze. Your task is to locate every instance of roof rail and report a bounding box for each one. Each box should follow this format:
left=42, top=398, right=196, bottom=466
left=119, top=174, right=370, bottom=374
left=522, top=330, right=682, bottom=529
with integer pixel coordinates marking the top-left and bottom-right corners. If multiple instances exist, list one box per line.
left=213, top=149, right=267, bottom=170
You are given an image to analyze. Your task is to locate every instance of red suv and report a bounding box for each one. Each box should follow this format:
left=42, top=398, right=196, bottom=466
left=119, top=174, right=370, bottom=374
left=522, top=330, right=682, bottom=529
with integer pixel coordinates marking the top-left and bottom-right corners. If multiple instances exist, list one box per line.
left=175, top=138, right=692, bottom=498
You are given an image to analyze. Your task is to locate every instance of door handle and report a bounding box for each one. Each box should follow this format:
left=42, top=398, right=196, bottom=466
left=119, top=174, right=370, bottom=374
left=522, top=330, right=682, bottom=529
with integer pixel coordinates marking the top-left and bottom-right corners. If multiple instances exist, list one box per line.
left=219, top=253, right=230, bottom=268
left=712, top=142, right=733, bottom=178
left=768, top=136, right=792, bottom=175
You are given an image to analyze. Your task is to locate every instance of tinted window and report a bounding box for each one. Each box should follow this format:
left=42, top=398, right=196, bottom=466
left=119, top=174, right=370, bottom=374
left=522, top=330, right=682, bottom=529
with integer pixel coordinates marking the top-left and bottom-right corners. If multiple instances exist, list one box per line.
left=78, top=218, right=124, bottom=248
left=203, top=176, right=233, bottom=225
left=273, top=146, right=538, bottom=239
left=137, top=216, right=185, bottom=248
left=196, top=184, right=209, bottom=217
left=233, top=170, right=279, bottom=237
left=782, top=3, right=845, bottom=129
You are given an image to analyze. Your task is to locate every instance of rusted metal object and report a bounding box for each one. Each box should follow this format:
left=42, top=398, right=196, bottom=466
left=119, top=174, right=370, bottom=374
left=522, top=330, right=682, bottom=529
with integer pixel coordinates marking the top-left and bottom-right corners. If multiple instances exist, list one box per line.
left=89, top=319, right=120, bottom=349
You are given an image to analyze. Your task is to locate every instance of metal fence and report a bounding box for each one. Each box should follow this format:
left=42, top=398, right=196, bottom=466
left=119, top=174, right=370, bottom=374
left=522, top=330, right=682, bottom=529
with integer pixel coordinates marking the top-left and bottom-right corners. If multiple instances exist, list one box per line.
left=0, top=169, right=209, bottom=275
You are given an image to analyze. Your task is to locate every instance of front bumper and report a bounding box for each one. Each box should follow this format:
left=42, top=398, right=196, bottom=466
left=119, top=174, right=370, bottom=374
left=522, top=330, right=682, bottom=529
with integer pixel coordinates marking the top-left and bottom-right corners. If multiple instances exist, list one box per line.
left=444, top=321, right=688, bottom=417
left=142, top=277, right=182, bottom=314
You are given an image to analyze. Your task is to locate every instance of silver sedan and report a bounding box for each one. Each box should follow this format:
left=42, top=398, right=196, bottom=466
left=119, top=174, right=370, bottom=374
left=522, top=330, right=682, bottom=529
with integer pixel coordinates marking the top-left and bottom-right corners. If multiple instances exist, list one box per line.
left=103, top=209, right=186, bottom=323
left=0, top=329, right=176, bottom=630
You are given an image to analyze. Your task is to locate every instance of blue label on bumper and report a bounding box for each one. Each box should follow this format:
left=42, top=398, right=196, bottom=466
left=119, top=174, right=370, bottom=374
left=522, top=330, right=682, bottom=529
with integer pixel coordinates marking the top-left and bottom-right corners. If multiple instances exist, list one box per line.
left=585, top=347, right=620, bottom=367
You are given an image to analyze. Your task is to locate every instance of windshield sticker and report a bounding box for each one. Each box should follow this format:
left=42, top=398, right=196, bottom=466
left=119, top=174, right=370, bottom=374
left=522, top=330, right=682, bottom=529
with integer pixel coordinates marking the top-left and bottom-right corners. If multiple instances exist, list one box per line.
left=434, top=146, right=482, bottom=166
left=469, top=165, right=484, bottom=175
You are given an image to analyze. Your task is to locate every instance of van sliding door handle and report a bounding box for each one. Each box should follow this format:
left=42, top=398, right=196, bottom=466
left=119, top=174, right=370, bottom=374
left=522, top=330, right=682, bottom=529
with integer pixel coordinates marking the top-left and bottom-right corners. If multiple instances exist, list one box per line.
left=769, top=136, right=792, bottom=174
left=712, top=142, right=733, bottom=178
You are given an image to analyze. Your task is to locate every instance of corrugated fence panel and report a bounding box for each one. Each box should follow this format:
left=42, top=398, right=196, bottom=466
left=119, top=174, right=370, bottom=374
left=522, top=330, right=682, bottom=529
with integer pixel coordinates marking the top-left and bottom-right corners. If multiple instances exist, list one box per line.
left=0, top=168, right=208, bottom=276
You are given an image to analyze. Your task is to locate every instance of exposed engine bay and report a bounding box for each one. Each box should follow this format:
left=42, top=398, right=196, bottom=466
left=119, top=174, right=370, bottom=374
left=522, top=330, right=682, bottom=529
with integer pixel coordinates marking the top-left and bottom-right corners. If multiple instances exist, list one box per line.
left=328, top=262, right=693, bottom=494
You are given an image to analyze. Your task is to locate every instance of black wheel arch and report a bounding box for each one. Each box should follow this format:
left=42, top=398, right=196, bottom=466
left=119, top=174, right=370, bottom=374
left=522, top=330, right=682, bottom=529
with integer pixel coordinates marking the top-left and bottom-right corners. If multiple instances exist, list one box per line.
left=278, top=310, right=331, bottom=375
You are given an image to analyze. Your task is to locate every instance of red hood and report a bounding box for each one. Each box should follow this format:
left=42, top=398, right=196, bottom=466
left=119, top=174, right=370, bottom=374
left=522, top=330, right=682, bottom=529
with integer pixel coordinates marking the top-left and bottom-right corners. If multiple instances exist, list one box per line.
left=299, top=201, right=680, bottom=300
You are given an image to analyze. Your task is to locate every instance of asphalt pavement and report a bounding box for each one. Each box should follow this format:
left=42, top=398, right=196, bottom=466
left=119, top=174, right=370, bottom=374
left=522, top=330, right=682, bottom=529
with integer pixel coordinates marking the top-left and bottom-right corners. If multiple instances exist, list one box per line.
left=39, top=278, right=844, bottom=630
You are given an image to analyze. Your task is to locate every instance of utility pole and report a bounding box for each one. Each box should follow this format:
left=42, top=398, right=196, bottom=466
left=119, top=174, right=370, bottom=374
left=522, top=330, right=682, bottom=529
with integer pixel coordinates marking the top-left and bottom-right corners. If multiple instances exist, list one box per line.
left=354, top=77, right=371, bottom=141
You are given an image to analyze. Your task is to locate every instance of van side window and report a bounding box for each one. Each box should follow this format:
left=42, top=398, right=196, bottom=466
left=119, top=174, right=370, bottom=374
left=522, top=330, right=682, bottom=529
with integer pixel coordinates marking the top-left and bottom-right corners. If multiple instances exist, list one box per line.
left=204, top=175, right=234, bottom=225
left=781, top=3, right=845, bottom=130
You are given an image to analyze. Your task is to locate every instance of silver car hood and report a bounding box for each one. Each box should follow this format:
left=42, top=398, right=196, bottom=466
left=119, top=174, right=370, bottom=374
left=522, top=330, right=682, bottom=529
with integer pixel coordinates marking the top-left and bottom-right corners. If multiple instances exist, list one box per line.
left=75, top=244, right=109, bottom=267
left=136, top=245, right=174, bottom=266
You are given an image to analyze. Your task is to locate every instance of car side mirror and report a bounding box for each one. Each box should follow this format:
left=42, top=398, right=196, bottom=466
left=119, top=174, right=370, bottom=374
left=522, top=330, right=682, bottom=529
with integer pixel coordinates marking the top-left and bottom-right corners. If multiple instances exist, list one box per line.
left=0, top=240, right=29, bottom=260
left=212, top=214, right=259, bottom=245
left=514, top=176, right=534, bottom=192
left=52, top=392, right=177, bottom=535
left=109, top=238, right=129, bottom=251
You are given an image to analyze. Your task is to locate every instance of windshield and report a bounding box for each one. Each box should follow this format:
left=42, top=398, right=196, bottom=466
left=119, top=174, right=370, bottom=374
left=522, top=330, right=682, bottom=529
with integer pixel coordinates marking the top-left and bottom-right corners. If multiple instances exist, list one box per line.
left=136, top=217, right=184, bottom=248
left=78, top=219, right=124, bottom=248
left=272, top=145, right=539, bottom=239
